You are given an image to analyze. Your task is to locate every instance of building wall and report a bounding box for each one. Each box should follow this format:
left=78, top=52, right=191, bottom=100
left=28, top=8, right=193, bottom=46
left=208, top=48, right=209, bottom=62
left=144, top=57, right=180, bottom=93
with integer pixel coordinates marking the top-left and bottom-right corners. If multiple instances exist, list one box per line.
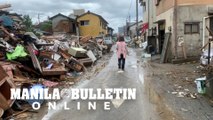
left=142, top=0, right=148, bottom=24
left=155, top=0, right=213, bottom=59
left=156, top=0, right=174, bottom=15
left=157, top=8, right=174, bottom=33
left=73, top=9, right=85, bottom=16
left=177, top=0, right=213, bottom=6
left=156, top=0, right=213, bottom=15
left=77, top=14, right=107, bottom=37
left=156, top=8, right=175, bottom=56
left=142, top=0, right=157, bottom=38
left=52, top=16, right=69, bottom=32
left=176, top=5, right=209, bottom=57
left=148, top=0, right=157, bottom=36
left=54, top=20, right=71, bottom=33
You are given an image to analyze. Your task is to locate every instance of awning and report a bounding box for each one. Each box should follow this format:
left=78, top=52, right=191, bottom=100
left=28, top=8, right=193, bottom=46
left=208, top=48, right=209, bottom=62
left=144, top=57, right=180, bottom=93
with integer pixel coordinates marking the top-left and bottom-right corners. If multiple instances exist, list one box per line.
left=141, top=23, right=149, bottom=34
left=153, top=19, right=165, bottom=24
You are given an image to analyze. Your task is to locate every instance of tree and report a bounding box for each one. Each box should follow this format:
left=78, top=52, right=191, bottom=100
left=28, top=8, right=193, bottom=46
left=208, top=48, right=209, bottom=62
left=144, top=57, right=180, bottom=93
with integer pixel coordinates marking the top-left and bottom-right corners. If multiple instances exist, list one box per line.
left=40, top=20, right=52, bottom=33
left=22, top=15, right=33, bottom=32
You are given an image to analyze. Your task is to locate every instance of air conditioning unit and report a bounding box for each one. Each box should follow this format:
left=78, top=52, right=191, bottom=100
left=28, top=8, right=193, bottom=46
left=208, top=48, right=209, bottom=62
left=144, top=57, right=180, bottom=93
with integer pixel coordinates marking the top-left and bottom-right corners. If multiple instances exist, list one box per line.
left=208, top=6, right=213, bottom=14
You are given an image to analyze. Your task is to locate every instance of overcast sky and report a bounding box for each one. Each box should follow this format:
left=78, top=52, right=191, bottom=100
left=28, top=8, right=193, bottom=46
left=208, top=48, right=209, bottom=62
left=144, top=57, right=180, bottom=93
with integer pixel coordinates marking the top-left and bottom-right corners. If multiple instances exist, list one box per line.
left=0, top=0, right=143, bottom=32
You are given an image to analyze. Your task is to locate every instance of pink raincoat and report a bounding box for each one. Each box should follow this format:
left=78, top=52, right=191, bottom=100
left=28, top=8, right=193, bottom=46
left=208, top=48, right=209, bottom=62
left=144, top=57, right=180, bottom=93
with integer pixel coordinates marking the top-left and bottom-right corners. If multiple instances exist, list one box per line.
left=116, top=41, right=128, bottom=58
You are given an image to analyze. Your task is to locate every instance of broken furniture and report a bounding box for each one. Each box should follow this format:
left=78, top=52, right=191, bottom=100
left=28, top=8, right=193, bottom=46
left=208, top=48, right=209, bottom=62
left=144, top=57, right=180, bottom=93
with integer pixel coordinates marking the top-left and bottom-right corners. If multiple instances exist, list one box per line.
left=68, top=47, right=87, bottom=58
left=78, top=58, right=93, bottom=66
left=65, top=58, right=83, bottom=72
left=0, top=65, right=15, bottom=115
left=27, top=43, right=66, bottom=76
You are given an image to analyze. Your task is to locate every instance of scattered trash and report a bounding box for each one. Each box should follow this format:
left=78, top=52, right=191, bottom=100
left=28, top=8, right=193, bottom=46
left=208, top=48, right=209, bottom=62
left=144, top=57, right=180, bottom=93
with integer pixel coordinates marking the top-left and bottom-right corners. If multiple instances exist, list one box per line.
left=171, top=92, right=178, bottom=95
left=171, top=84, right=198, bottom=99
left=189, top=93, right=197, bottom=99
left=0, top=6, right=111, bottom=119
left=43, top=80, right=59, bottom=87
left=178, top=86, right=182, bottom=89
left=177, top=92, right=186, bottom=97
left=184, top=89, right=189, bottom=92
left=181, top=108, right=188, bottom=112
left=6, top=45, right=27, bottom=60
left=27, top=84, right=45, bottom=105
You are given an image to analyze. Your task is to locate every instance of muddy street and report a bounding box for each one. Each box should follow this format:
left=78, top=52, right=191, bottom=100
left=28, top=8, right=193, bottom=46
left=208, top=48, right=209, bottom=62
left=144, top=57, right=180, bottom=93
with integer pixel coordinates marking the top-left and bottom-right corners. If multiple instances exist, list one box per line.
left=42, top=47, right=161, bottom=120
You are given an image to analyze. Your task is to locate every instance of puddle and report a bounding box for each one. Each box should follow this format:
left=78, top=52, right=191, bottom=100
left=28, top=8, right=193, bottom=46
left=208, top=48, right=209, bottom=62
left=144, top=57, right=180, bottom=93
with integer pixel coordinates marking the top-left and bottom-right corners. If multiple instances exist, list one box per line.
left=42, top=79, right=90, bottom=120
left=139, top=73, right=144, bottom=85
left=131, top=65, right=137, bottom=69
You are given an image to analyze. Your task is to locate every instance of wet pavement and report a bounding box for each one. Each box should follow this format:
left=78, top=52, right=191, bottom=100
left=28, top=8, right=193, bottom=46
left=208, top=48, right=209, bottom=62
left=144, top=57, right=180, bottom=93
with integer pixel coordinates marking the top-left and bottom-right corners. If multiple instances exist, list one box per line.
left=42, top=47, right=161, bottom=120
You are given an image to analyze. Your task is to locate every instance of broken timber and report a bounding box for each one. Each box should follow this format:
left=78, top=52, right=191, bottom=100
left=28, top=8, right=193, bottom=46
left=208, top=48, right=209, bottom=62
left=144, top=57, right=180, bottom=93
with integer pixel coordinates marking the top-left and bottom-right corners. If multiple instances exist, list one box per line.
left=160, top=33, right=171, bottom=63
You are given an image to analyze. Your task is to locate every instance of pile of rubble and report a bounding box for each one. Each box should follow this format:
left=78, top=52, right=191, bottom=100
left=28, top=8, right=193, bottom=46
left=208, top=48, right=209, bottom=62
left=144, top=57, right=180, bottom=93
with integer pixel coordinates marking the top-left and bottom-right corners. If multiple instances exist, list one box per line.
left=0, top=11, right=110, bottom=119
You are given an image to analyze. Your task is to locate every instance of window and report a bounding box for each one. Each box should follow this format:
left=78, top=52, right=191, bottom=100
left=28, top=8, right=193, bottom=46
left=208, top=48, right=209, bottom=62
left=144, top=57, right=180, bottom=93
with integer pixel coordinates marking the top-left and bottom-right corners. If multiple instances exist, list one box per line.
left=102, top=23, right=106, bottom=29
left=143, top=2, right=146, bottom=11
left=184, top=22, right=199, bottom=34
left=80, top=20, right=89, bottom=26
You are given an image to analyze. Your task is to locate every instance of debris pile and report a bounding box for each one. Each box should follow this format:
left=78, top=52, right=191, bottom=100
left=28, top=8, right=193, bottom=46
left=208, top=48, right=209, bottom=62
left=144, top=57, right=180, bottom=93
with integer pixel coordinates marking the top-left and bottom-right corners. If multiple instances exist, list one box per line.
left=0, top=8, right=111, bottom=119
left=169, top=84, right=198, bottom=99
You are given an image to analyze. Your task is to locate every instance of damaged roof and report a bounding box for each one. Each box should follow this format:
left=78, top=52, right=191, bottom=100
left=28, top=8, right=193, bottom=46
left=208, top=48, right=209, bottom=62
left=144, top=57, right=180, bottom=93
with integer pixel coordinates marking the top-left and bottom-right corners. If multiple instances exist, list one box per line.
left=77, top=11, right=108, bottom=24
left=49, top=13, right=75, bottom=22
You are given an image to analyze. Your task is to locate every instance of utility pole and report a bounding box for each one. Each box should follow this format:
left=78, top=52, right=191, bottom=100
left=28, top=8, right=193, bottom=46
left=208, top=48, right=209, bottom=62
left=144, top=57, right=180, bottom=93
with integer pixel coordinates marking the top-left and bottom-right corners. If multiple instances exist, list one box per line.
left=148, top=0, right=150, bottom=36
left=129, top=15, right=131, bottom=37
left=129, top=15, right=131, bottom=23
left=136, top=0, right=139, bottom=43
left=174, top=0, right=178, bottom=59
left=38, top=13, right=44, bottom=24
left=38, top=13, right=40, bottom=24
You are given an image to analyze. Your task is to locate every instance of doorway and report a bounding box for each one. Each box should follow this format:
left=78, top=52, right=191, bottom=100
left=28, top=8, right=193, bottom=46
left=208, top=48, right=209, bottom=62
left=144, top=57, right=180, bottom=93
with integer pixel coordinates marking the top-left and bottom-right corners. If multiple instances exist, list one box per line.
left=158, top=22, right=165, bottom=54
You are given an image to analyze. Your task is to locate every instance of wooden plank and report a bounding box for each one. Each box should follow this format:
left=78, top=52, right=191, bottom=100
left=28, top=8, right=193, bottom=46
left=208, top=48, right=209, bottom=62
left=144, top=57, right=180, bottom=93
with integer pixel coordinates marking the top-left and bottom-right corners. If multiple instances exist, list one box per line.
left=26, top=43, right=42, bottom=73
left=0, top=65, right=8, bottom=83
left=182, top=45, right=187, bottom=59
left=0, top=93, right=9, bottom=110
left=160, top=33, right=171, bottom=63
left=0, top=107, right=3, bottom=118
left=5, top=108, right=31, bottom=120
left=42, top=66, right=67, bottom=76
left=0, top=26, right=17, bottom=41
left=171, top=57, right=199, bottom=64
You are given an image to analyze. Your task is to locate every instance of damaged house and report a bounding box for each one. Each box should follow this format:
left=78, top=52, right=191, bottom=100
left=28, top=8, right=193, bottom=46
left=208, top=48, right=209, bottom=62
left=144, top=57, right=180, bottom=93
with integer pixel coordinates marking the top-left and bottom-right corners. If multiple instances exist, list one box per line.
left=140, top=0, right=213, bottom=63
left=50, top=13, right=76, bottom=35
left=156, top=0, right=213, bottom=62
left=77, top=11, right=108, bottom=37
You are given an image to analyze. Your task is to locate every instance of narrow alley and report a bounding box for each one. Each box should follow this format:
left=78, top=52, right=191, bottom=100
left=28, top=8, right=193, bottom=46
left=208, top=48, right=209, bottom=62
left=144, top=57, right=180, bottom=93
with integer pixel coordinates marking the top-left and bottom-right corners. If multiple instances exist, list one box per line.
left=42, top=47, right=161, bottom=120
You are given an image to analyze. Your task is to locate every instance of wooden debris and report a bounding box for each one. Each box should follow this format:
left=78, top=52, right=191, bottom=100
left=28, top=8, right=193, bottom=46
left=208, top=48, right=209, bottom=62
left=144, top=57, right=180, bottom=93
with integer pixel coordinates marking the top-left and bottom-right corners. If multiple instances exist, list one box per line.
left=160, top=33, right=171, bottom=63
left=0, top=26, right=17, bottom=41
left=5, top=108, right=31, bottom=120
left=0, top=4, right=11, bottom=10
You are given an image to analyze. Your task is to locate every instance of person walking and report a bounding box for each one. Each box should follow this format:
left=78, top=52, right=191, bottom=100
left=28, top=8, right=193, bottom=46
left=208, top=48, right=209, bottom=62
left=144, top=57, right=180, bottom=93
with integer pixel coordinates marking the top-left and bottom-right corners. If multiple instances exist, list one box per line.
left=116, top=36, right=128, bottom=71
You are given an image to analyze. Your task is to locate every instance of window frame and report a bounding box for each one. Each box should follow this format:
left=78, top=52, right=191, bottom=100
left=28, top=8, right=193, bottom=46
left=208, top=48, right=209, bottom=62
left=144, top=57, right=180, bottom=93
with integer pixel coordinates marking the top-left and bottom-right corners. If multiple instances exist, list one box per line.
left=184, top=22, right=200, bottom=34
left=80, top=20, right=89, bottom=26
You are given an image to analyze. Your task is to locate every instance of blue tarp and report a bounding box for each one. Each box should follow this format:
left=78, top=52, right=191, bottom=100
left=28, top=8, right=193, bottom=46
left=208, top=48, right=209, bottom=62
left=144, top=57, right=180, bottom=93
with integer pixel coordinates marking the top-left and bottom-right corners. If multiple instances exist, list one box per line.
left=0, top=15, right=14, bottom=27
